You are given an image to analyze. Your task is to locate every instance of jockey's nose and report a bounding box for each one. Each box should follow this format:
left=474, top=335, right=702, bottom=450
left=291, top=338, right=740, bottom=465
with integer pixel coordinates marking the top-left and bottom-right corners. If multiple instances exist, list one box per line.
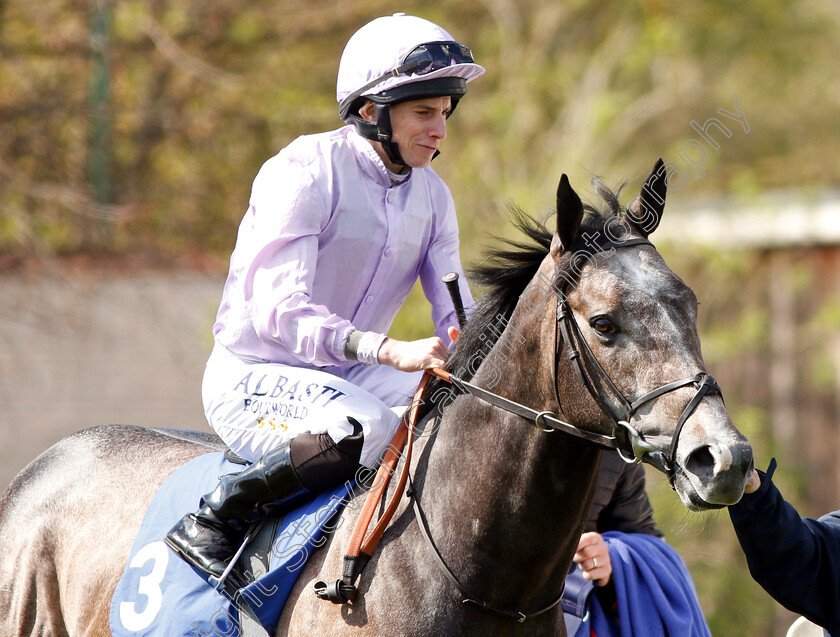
left=429, top=114, right=446, bottom=140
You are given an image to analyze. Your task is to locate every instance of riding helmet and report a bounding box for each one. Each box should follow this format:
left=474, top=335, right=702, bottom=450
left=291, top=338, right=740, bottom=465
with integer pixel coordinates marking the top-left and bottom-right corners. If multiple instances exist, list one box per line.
left=336, top=13, right=485, bottom=166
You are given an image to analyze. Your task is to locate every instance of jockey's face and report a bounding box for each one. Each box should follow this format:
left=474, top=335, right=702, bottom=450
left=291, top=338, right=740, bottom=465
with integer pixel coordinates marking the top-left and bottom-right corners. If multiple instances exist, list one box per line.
left=360, top=96, right=451, bottom=172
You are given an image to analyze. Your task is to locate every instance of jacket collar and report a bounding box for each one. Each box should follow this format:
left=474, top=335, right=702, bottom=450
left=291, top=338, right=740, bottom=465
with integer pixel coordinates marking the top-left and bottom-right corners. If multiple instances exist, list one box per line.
left=347, top=127, right=413, bottom=188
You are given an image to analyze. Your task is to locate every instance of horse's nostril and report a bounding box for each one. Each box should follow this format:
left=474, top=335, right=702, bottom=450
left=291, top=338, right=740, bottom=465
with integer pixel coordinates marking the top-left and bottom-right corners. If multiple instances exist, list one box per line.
left=680, top=441, right=754, bottom=507
left=685, top=445, right=716, bottom=479
left=685, top=443, right=739, bottom=478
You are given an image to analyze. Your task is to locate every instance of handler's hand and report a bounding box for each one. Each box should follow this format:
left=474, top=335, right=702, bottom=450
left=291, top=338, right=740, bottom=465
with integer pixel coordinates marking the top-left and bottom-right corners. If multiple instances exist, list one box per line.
left=743, top=468, right=761, bottom=494
left=574, top=532, right=612, bottom=587
left=377, top=336, right=449, bottom=372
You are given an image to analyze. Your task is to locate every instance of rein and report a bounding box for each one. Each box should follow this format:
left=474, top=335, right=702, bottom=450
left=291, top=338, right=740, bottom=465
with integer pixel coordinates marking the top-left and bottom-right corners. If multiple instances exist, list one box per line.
left=316, top=371, right=567, bottom=622
left=407, top=466, right=565, bottom=623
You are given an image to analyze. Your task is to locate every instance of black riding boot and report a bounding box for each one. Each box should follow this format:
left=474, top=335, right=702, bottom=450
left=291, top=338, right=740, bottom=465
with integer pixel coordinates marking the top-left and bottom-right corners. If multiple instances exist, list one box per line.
left=165, top=420, right=365, bottom=588
left=164, top=441, right=310, bottom=587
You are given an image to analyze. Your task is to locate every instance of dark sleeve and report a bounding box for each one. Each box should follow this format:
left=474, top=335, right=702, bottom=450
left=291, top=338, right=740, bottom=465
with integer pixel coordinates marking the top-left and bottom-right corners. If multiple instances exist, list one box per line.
left=728, top=459, right=840, bottom=634
left=588, top=452, right=664, bottom=538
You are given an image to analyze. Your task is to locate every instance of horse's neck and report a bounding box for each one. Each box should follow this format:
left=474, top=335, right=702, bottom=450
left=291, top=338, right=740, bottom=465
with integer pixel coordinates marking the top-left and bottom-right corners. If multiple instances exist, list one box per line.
left=413, top=300, right=602, bottom=609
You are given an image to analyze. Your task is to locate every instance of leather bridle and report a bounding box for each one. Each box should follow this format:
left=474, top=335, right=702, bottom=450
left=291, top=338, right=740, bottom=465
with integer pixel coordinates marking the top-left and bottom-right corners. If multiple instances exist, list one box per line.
left=555, top=292, right=722, bottom=483
left=439, top=237, right=723, bottom=486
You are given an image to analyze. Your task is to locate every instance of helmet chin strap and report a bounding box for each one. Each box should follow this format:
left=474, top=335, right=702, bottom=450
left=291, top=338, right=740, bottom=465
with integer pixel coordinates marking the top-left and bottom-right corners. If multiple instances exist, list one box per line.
left=373, top=103, right=407, bottom=167
left=351, top=104, right=414, bottom=170
left=352, top=100, right=452, bottom=169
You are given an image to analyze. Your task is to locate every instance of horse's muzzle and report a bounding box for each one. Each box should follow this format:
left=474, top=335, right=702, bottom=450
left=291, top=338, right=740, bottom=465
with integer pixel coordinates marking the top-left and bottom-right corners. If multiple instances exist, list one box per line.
left=676, top=438, right=754, bottom=509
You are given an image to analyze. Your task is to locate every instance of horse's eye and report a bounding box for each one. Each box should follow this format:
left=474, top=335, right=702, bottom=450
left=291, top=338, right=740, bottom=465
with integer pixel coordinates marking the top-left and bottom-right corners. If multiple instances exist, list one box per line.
left=592, top=317, right=617, bottom=335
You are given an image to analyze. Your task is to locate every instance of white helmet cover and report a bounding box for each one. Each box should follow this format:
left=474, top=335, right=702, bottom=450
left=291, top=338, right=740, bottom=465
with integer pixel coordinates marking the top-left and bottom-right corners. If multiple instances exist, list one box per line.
left=336, top=13, right=485, bottom=121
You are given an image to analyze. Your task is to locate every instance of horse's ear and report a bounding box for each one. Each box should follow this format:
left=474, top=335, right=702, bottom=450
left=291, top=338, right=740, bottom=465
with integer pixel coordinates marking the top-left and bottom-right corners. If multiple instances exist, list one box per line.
left=627, top=158, right=667, bottom=238
left=555, top=174, right=584, bottom=251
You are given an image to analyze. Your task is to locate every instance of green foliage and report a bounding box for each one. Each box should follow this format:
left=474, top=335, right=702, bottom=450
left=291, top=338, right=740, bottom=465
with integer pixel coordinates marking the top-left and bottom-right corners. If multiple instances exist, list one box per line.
left=702, top=306, right=768, bottom=363
left=2, top=0, right=839, bottom=260
left=803, top=295, right=840, bottom=389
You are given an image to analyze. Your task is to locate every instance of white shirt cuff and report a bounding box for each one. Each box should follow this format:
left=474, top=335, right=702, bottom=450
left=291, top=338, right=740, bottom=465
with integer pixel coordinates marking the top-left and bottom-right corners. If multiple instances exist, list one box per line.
left=356, top=331, right=387, bottom=365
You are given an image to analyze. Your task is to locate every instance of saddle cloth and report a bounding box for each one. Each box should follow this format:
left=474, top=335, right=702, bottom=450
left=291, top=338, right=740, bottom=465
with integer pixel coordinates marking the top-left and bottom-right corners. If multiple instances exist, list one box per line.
left=109, top=451, right=351, bottom=637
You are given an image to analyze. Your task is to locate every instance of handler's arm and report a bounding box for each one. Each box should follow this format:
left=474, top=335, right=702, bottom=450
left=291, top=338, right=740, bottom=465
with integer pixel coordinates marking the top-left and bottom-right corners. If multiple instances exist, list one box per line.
left=729, top=459, right=840, bottom=634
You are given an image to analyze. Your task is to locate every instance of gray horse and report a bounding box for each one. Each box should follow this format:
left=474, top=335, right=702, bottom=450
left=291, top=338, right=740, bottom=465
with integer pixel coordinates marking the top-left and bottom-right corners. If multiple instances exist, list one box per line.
left=0, top=161, right=752, bottom=636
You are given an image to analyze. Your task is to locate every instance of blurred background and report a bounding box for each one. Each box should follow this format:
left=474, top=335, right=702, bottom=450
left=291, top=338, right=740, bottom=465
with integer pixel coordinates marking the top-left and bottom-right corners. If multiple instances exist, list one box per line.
left=2, top=1, right=839, bottom=634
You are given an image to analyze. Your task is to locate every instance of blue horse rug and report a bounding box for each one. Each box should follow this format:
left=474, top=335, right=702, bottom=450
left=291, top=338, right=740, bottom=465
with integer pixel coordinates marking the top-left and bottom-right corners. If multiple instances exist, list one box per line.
left=579, top=531, right=712, bottom=637
left=109, top=451, right=352, bottom=637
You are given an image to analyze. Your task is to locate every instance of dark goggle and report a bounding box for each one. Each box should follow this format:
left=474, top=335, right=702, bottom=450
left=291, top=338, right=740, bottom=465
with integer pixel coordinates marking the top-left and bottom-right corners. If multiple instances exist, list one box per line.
left=340, top=41, right=475, bottom=117
left=399, top=41, right=475, bottom=76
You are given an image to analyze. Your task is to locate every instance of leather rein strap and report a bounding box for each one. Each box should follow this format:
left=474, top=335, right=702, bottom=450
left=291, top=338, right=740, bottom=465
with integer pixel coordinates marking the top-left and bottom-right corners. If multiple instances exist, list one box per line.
left=424, top=237, right=724, bottom=483
left=314, top=373, right=426, bottom=605
left=432, top=368, right=618, bottom=446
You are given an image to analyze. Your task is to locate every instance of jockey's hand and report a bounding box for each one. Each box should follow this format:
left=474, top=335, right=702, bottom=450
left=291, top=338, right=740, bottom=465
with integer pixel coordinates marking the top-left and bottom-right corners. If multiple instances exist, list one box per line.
left=377, top=336, right=449, bottom=372
left=574, top=532, right=612, bottom=587
left=447, top=326, right=460, bottom=343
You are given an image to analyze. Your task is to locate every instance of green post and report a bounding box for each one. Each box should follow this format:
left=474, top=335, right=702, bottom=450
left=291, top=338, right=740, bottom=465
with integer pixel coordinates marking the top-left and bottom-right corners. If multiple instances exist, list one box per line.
left=88, top=0, right=112, bottom=244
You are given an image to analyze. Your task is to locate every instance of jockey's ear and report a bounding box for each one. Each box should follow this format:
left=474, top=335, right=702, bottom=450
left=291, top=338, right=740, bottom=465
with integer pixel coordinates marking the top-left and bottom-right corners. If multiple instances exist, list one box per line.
left=555, top=174, right=584, bottom=252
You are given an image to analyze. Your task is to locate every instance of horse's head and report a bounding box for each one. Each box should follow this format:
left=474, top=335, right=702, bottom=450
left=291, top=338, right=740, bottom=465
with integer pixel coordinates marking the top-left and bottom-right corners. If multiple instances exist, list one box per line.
left=549, top=159, right=753, bottom=510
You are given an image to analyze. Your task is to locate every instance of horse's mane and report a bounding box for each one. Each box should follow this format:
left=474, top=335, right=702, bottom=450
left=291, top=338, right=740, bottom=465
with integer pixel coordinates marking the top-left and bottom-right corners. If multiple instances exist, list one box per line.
left=445, top=179, right=626, bottom=381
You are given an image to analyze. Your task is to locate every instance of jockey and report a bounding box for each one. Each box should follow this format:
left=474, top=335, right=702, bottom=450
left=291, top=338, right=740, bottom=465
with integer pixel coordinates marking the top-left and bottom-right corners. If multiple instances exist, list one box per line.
left=165, top=13, right=483, bottom=586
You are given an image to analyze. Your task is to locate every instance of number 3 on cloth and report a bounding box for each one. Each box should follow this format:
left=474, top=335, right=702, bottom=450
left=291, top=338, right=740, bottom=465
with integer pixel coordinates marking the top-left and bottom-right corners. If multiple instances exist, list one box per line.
left=119, top=541, right=169, bottom=631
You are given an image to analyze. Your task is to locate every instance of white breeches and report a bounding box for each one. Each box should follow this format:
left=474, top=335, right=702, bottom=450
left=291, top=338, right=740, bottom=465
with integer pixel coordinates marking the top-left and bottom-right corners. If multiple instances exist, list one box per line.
left=202, top=344, right=423, bottom=468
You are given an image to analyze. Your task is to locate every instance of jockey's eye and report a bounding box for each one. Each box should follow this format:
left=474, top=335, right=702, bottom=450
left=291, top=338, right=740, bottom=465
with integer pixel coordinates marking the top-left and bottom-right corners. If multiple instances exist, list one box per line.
left=591, top=317, right=617, bottom=335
